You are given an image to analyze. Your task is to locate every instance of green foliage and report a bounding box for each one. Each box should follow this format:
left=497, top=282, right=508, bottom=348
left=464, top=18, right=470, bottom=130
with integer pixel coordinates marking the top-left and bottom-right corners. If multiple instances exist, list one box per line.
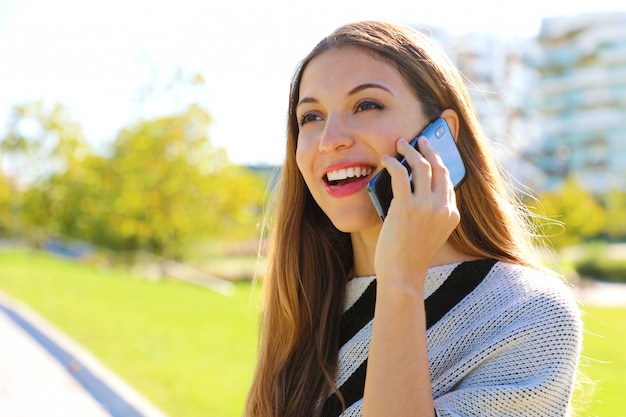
left=0, top=172, right=21, bottom=236
left=575, top=259, right=626, bottom=283
left=601, top=189, right=626, bottom=240
left=529, top=177, right=606, bottom=249
left=1, top=101, right=89, bottom=185
left=527, top=177, right=626, bottom=250
left=1, top=101, right=266, bottom=259
left=66, top=104, right=264, bottom=258
left=574, top=257, right=626, bottom=283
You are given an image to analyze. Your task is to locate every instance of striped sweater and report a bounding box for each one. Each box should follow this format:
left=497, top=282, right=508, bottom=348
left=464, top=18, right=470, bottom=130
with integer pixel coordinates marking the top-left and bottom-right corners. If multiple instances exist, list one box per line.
left=319, top=259, right=582, bottom=416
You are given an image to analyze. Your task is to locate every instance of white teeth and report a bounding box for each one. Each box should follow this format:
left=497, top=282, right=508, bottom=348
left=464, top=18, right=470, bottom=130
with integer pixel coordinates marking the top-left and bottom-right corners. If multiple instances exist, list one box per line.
left=326, top=167, right=373, bottom=182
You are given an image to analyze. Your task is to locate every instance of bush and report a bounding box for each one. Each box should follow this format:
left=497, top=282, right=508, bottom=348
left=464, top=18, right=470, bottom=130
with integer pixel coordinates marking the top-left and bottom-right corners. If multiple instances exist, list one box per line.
left=574, top=258, right=626, bottom=283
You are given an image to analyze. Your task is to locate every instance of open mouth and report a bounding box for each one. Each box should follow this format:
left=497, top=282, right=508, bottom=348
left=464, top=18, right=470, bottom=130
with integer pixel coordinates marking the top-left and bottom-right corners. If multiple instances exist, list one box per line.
left=325, top=166, right=374, bottom=186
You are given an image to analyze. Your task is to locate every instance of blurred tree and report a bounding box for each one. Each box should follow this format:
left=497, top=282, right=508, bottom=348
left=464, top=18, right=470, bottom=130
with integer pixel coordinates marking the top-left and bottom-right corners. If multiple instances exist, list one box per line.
left=1, top=100, right=266, bottom=259
left=68, top=104, right=265, bottom=260
left=601, top=189, right=626, bottom=241
left=0, top=172, right=22, bottom=237
left=0, top=101, right=89, bottom=185
left=529, top=177, right=606, bottom=249
left=0, top=101, right=90, bottom=242
left=20, top=152, right=108, bottom=246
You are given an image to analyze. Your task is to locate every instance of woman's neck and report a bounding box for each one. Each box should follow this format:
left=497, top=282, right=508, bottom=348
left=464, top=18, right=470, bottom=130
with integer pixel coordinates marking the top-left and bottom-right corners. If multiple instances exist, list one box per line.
left=350, top=226, right=380, bottom=277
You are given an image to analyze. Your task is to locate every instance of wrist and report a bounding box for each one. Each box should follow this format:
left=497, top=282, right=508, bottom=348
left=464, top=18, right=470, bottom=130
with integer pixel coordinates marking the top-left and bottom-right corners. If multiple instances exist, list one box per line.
left=376, top=273, right=426, bottom=300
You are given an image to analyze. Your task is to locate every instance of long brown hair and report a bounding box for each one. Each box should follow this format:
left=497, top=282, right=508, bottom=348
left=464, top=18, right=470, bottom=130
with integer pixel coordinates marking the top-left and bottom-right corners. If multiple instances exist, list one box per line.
left=245, top=21, right=541, bottom=417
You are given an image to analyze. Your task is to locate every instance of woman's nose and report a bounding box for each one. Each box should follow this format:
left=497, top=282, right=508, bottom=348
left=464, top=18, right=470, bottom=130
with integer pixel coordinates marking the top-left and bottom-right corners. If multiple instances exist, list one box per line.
left=318, top=115, right=354, bottom=154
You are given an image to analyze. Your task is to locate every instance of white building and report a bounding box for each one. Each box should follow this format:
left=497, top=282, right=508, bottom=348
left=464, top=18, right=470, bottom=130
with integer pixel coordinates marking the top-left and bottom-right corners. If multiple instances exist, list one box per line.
left=527, top=12, right=626, bottom=193
left=429, top=31, right=541, bottom=190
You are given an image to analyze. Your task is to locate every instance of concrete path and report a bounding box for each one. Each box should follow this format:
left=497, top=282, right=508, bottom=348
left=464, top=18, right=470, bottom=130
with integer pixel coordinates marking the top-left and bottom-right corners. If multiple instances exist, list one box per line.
left=574, top=280, right=626, bottom=307
left=0, top=291, right=169, bottom=417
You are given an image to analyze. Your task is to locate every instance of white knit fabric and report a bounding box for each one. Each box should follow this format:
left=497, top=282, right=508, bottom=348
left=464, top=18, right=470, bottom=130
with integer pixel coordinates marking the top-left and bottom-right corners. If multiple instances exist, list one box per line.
left=337, top=261, right=582, bottom=416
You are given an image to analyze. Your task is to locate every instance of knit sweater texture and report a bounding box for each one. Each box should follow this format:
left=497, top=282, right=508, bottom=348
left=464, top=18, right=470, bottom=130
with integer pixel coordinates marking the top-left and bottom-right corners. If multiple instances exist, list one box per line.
left=321, top=259, right=582, bottom=417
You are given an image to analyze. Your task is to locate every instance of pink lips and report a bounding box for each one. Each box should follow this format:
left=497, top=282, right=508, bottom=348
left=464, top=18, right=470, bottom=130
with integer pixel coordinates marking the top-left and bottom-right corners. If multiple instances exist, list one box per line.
left=325, top=175, right=372, bottom=197
left=322, top=163, right=376, bottom=198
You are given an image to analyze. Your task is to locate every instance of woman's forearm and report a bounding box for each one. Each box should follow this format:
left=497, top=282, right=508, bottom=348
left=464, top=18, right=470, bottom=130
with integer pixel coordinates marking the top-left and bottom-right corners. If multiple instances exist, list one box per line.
left=362, top=280, right=435, bottom=417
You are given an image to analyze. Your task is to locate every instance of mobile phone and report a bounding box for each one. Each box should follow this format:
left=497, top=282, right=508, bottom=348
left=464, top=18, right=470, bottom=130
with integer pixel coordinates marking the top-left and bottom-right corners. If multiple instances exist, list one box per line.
left=367, top=117, right=466, bottom=221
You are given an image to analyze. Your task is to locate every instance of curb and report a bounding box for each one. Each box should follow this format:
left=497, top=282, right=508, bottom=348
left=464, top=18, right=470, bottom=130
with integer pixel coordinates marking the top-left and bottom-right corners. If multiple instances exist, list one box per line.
left=0, top=290, right=170, bottom=417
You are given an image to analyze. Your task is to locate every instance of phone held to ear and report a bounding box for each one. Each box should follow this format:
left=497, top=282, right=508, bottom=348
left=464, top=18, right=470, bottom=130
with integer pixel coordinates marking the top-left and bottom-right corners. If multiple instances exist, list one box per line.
left=367, top=117, right=467, bottom=221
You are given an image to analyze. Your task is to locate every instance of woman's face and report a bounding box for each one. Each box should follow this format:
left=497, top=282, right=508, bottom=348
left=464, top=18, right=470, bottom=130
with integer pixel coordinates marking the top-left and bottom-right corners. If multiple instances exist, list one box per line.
left=296, top=46, right=428, bottom=233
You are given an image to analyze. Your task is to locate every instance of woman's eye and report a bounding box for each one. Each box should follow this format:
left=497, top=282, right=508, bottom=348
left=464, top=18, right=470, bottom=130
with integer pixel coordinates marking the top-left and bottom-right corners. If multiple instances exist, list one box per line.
left=298, top=112, right=322, bottom=126
left=356, top=100, right=383, bottom=113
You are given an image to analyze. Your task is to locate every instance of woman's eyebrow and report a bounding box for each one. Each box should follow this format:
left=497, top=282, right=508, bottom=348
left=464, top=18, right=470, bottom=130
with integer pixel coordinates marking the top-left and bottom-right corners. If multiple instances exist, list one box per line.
left=348, top=83, right=393, bottom=96
left=297, top=83, right=393, bottom=110
left=297, top=97, right=318, bottom=109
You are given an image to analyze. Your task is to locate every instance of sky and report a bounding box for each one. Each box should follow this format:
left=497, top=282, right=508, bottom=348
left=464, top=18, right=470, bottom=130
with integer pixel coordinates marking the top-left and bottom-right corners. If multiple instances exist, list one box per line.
left=0, top=0, right=623, bottom=165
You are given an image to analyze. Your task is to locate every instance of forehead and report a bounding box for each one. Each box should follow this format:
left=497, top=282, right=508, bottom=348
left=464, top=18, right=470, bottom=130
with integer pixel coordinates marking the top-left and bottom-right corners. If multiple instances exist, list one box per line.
left=299, top=46, right=408, bottom=96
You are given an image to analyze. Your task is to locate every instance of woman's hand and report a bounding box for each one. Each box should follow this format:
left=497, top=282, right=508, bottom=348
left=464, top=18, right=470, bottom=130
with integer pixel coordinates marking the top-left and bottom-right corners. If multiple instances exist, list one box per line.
left=364, top=136, right=450, bottom=417
left=374, top=136, right=460, bottom=288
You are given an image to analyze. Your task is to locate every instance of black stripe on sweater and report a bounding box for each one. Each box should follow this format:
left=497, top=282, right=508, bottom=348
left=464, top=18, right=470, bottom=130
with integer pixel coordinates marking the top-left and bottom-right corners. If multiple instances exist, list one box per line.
left=319, top=280, right=377, bottom=416
left=340, top=280, right=377, bottom=346
left=319, top=359, right=368, bottom=417
left=319, top=259, right=497, bottom=417
left=424, top=258, right=497, bottom=329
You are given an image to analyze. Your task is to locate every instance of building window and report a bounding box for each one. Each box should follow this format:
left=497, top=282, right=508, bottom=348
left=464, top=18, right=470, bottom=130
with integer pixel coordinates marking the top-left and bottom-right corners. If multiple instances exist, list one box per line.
left=583, top=138, right=608, bottom=169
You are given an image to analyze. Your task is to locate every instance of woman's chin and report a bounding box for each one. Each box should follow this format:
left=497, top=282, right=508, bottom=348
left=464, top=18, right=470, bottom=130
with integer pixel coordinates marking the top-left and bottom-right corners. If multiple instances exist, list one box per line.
left=328, top=211, right=382, bottom=234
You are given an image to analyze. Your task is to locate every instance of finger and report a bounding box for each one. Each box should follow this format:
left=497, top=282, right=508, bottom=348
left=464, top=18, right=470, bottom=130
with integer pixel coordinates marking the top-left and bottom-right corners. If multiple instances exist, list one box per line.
left=399, top=137, right=431, bottom=198
left=417, top=137, right=451, bottom=197
left=380, top=150, right=412, bottom=200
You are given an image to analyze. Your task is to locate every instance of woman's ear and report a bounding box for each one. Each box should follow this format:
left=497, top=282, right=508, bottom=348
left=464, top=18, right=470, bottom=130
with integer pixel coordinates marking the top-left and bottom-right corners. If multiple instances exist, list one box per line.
left=440, top=109, right=460, bottom=142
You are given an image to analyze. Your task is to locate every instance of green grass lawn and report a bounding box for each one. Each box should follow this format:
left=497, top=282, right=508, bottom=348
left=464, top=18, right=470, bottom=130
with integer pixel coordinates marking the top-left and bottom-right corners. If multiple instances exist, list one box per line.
left=0, top=248, right=259, bottom=417
left=579, top=307, right=626, bottom=417
left=0, top=248, right=624, bottom=416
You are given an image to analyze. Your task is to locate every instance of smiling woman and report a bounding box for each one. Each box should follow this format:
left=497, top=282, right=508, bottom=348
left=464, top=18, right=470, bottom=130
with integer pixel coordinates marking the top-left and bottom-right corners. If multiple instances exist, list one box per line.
left=243, top=21, right=582, bottom=417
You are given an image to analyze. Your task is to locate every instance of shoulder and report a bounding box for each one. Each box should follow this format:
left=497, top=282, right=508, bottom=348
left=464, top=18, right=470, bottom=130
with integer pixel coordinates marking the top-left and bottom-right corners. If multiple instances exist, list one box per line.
left=466, top=261, right=583, bottom=342
left=428, top=262, right=582, bottom=416
left=430, top=261, right=583, bottom=415
left=429, top=260, right=582, bottom=347
left=482, top=261, right=580, bottom=314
